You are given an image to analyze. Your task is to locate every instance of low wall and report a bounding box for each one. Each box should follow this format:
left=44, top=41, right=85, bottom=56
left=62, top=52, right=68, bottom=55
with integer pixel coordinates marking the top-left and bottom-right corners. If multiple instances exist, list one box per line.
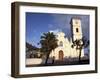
left=26, top=58, right=45, bottom=65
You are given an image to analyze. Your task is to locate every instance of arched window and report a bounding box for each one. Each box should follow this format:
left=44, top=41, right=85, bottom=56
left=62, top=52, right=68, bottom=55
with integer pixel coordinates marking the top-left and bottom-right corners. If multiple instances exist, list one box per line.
left=59, top=41, right=63, bottom=47
left=76, top=28, right=79, bottom=32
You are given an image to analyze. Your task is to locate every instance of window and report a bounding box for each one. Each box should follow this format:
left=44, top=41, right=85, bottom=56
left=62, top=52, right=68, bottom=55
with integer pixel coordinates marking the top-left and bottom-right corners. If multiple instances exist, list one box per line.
left=59, top=41, right=63, bottom=47
left=76, top=28, right=79, bottom=32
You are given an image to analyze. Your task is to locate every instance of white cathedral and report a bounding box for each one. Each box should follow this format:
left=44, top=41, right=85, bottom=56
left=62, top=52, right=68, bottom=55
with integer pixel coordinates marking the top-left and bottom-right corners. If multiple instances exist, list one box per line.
left=49, top=17, right=84, bottom=60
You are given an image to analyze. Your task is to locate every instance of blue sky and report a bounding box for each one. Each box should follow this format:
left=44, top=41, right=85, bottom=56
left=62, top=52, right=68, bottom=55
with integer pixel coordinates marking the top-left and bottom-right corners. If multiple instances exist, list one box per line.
left=26, top=12, right=89, bottom=48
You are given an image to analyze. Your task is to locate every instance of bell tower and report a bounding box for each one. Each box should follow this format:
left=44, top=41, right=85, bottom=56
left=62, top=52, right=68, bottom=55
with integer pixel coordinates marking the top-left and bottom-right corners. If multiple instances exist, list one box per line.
left=71, top=17, right=82, bottom=42
left=71, top=17, right=84, bottom=57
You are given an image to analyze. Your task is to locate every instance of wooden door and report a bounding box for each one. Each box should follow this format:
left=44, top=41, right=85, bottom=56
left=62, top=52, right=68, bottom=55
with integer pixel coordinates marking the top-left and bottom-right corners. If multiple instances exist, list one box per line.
left=59, top=50, right=64, bottom=60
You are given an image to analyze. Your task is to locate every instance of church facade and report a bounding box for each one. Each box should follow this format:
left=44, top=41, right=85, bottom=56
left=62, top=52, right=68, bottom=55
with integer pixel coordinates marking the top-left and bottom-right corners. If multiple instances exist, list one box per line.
left=50, top=17, right=84, bottom=60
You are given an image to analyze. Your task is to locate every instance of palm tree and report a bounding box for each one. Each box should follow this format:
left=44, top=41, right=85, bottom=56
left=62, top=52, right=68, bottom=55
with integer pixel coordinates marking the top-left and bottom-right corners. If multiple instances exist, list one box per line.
left=71, top=37, right=89, bottom=63
left=40, top=32, right=58, bottom=65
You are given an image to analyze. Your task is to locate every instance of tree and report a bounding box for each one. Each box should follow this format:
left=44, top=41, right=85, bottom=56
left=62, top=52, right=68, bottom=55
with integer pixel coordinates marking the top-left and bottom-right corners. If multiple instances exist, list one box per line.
left=40, top=32, right=58, bottom=65
left=71, top=36, right=89, bottom=63
left=26, top=42, right=38, bottom=52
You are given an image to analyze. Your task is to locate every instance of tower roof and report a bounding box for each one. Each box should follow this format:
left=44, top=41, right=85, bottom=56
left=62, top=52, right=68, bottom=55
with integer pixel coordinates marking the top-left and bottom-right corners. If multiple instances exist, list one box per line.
left=71, top=16, right=81, bottom=20
left=70, top=17, right=81, bottom=24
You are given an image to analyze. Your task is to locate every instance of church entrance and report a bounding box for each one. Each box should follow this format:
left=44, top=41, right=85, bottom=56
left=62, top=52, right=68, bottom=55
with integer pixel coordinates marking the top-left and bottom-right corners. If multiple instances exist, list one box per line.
left=59, top=50, right=64, bottom=60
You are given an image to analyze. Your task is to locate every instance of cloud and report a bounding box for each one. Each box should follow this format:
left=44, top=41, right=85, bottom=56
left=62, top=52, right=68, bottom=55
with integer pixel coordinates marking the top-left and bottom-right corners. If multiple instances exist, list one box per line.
left=49, top=29, right=60, bottom=35
left=48, top=24, right=54, bottom=29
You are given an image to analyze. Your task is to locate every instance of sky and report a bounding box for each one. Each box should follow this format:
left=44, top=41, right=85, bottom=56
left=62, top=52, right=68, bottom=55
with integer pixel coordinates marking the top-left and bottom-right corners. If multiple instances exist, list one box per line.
left=26, top=12, right=90, bottom=48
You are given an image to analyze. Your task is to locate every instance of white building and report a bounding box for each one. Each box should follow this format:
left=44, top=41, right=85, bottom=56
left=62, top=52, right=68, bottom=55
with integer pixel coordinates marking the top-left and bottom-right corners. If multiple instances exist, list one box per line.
left=50, top=17, right=84, bottom=60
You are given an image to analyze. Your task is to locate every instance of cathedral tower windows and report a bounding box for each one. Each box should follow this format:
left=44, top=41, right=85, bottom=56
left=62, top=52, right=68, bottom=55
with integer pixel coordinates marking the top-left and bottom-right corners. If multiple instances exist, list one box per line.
left=76, top=28, right=79, bottom=32
left=59, top=41, right=63, bottom=47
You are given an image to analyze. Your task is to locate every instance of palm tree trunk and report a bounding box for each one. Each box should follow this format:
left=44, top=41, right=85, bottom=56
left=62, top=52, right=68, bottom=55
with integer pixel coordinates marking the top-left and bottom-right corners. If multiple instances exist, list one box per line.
left=79, top=49, right=82, bottom=63
left=45, top=53, right=50, bottom=65
left=52, top=50, right=55, bottom=64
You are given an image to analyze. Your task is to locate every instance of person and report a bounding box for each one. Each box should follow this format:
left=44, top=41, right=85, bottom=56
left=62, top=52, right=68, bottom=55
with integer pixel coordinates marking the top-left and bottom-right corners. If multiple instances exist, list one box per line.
left=52, top=56, right=55, bottom=64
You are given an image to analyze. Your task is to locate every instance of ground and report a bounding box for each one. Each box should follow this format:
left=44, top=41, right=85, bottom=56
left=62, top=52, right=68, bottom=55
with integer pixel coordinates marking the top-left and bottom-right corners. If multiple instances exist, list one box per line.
left=26, top=56, right=89, bottom=67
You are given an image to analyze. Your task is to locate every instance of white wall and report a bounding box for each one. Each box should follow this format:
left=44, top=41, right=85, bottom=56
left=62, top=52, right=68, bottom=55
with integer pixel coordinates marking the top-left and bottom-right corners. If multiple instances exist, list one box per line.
left=0, top=0, right=100, bottom=80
